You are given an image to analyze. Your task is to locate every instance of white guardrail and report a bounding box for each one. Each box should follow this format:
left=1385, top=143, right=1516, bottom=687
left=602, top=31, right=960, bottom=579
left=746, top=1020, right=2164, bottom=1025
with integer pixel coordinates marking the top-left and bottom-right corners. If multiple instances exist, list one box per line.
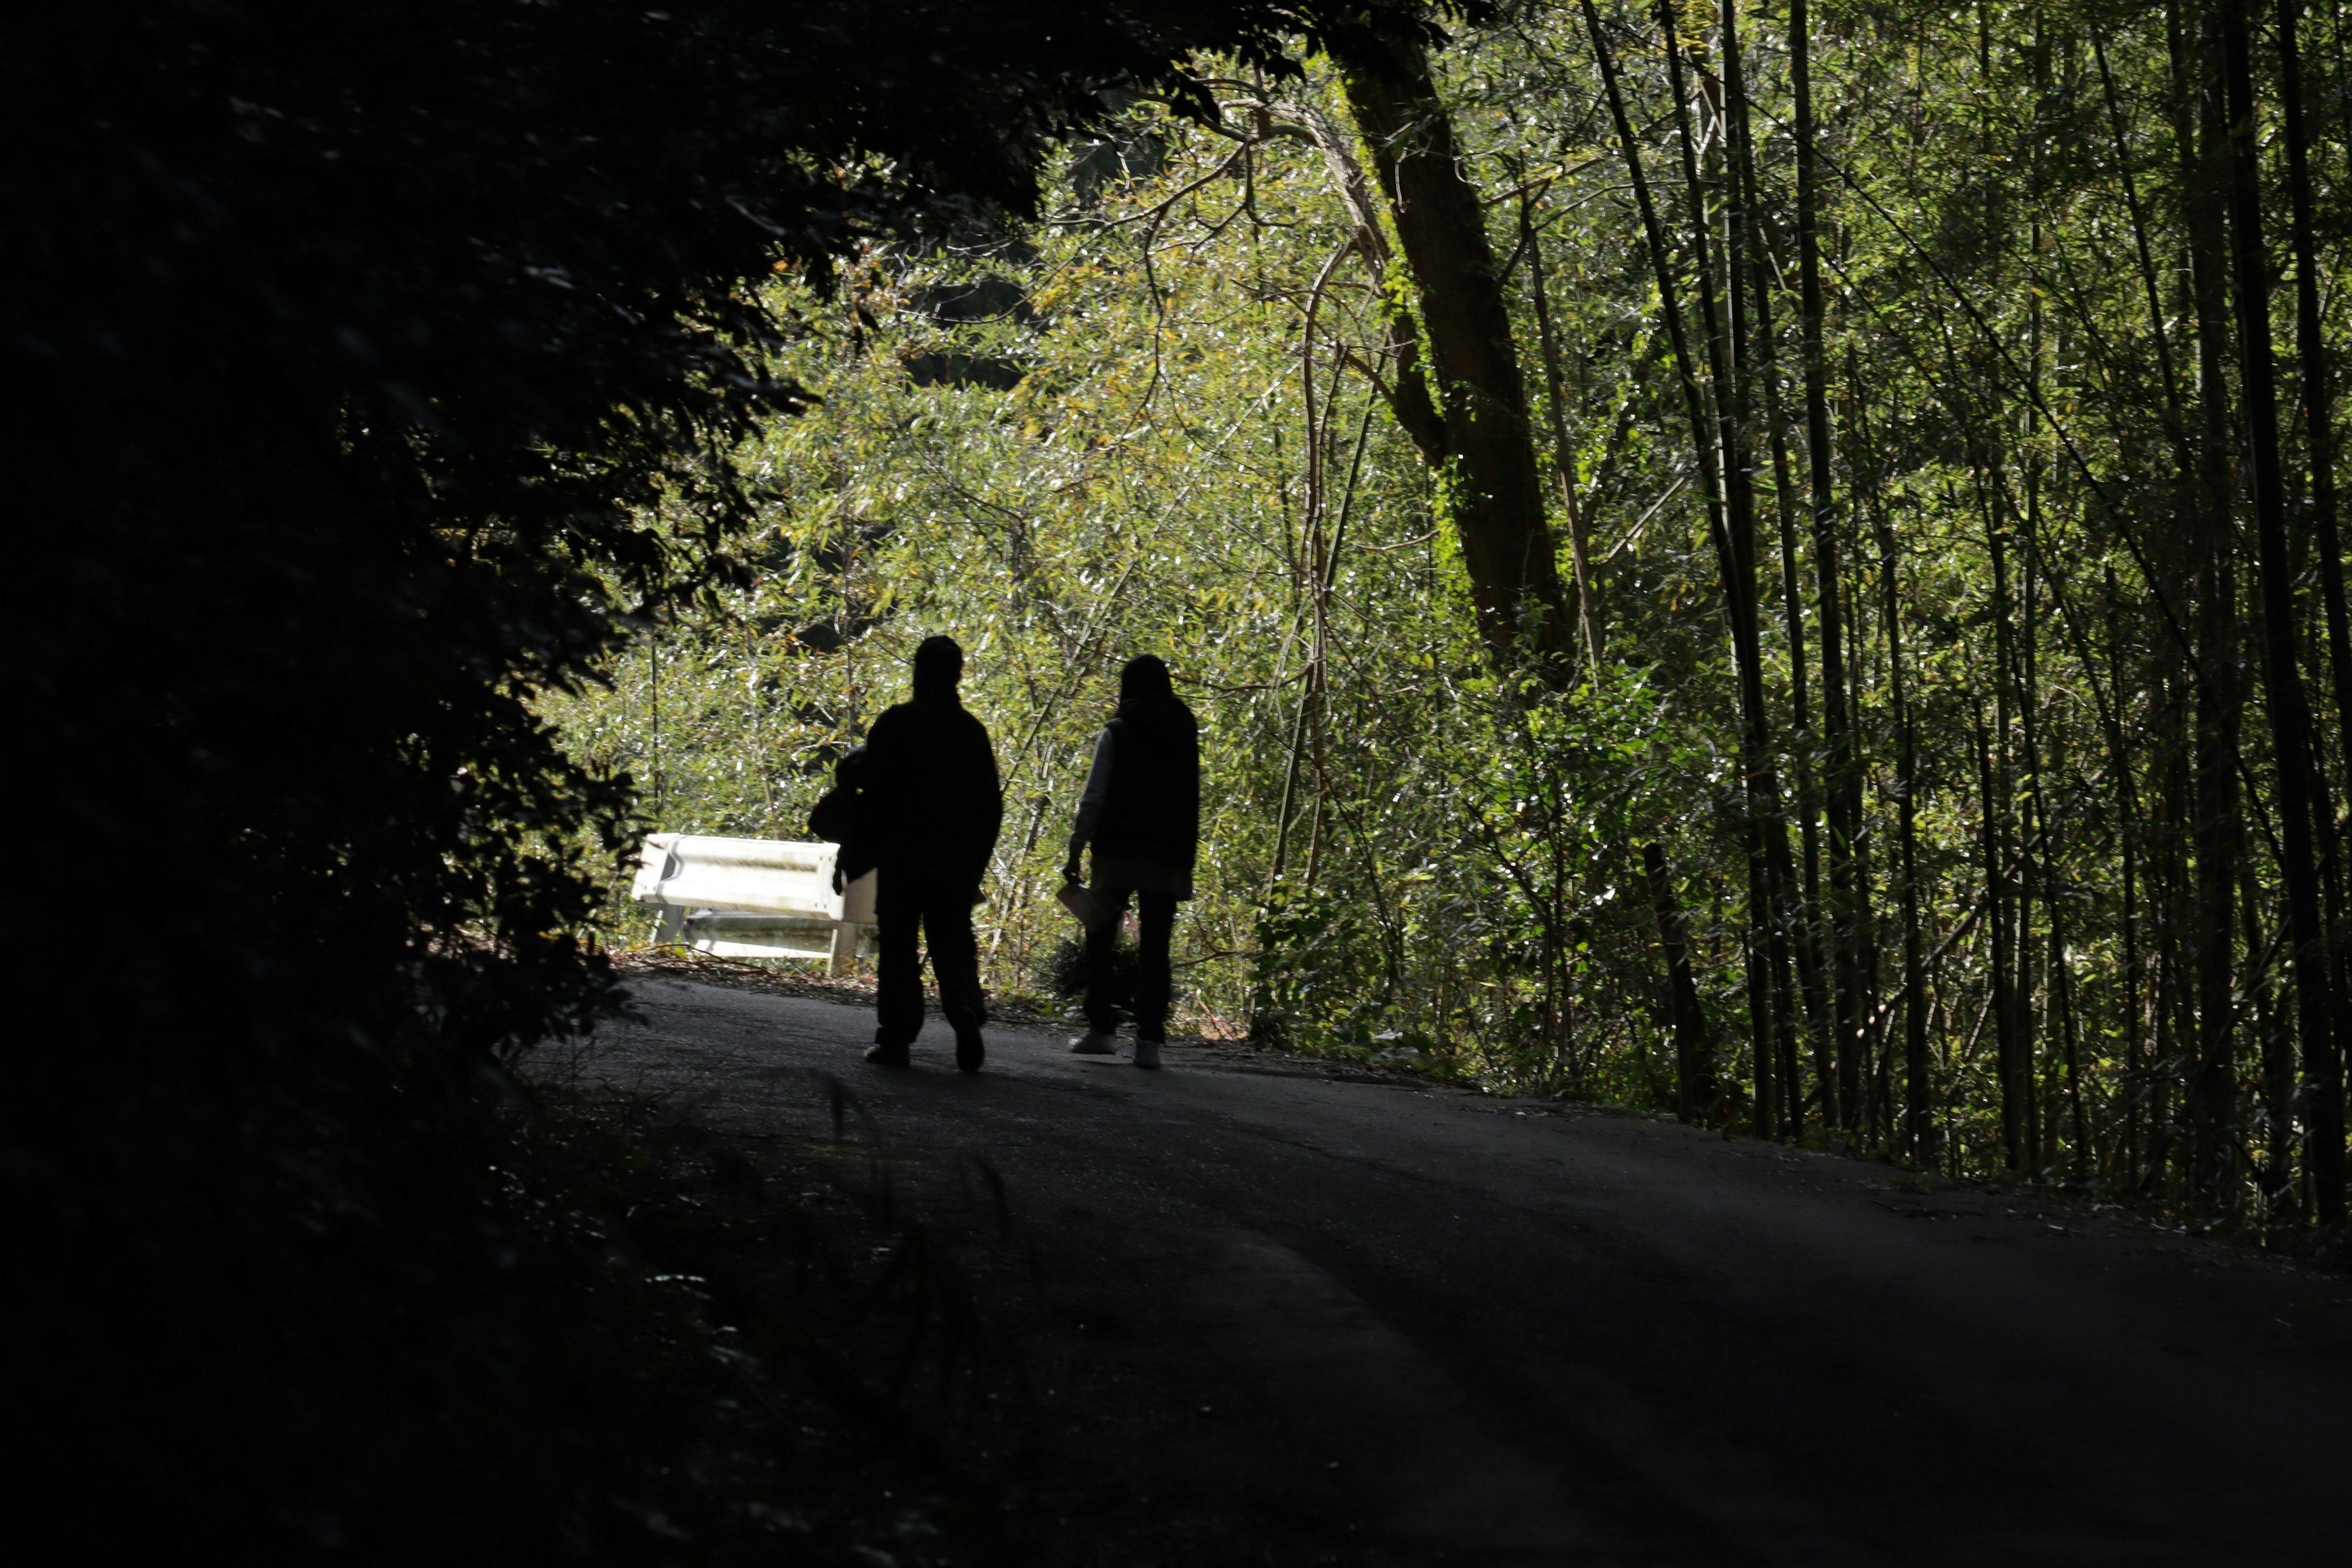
left=631, top=833, right=877, bottom=976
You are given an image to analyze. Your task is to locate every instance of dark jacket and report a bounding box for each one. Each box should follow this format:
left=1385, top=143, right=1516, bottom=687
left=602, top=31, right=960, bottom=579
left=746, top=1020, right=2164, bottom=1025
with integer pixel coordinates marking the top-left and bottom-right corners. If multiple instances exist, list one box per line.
left=1092, top=697, right=1199, bottom=869
left=861, top=693, right=1002, bottom=891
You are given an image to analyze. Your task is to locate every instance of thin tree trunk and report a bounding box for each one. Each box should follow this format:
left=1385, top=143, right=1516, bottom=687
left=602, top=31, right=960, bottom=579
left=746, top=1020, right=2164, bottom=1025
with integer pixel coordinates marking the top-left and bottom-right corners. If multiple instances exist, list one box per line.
left=2180, top=4, right=2245, bottom=1218
left=1793, top=0, right=1863, bottom=1129
left=1521, top=187, right=1705, bottom=1106
left=2221, top=0, right=2345, bottom=1225
left=1875, top=500, right=1929, bottom=1159
left=1975, top=708, right=2018, bottom=1167
left=1581, top=0, right=1727, bottom=629
left=2021, top=124, right=2052, bottom=1170
left=2249, top=865, right=2296, bottom=1208
left=1580, top=0, right=1728, bottom=1114
left=2277, top=0, right=2351, bottom=1226
left=1721, top=0, right=1806, bottom=1141
left=1646, top=841, right=1719, bottom=1123
left=1660, top=0, right=1784, bottom=1138
left=1523, top=197, right=1607, bottom=674
left=2275, top=0, right=2352, bottom=809
left=1986, top=474, right=2029, bottom=1170
left=1753, top=230, right=1829, bottom=1137
left=2094, top=35, right=2193, bottom=463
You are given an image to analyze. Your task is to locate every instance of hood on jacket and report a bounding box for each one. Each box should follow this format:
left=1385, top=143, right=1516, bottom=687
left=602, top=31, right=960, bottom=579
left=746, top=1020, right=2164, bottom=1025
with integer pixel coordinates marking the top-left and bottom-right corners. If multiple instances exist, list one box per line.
left=1117, top=653, right=1178, bottom=723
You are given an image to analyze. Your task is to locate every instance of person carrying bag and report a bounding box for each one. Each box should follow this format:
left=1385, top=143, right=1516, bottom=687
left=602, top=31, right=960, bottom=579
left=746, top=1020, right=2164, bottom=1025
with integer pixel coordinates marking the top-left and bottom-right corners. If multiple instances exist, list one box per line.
left=1061, top=654, right=1199, bottom=1069
left=850, top=635, right=1001, bottom=1072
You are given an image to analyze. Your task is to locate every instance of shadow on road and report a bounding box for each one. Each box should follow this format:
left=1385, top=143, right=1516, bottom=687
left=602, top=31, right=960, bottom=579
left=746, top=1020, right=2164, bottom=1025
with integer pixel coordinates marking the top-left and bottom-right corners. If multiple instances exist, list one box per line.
left=558, top=974, right=2352, bottom=1567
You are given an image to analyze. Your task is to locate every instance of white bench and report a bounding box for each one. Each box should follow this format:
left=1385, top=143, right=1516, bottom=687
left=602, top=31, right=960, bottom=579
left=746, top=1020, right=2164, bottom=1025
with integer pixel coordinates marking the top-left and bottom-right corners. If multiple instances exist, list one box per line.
left=631, top=833, right=877, bottom=976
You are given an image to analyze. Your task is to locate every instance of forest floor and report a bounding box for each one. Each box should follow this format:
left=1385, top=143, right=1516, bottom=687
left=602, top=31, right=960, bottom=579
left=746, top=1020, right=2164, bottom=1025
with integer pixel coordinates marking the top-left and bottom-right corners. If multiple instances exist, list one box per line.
left=539, top=962, right=2352, bottom=1567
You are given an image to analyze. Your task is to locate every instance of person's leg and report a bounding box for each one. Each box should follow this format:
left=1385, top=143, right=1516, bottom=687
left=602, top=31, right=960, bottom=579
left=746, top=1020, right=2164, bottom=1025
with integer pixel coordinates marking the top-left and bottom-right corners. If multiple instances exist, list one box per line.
left=1132, top=892, right=1176, bottom=1066
left=869, top=884, right=922, bottom=1063
left=1072, top=887, right=1133, bottom=1051
left=923, top=887, right=986, bottom=1072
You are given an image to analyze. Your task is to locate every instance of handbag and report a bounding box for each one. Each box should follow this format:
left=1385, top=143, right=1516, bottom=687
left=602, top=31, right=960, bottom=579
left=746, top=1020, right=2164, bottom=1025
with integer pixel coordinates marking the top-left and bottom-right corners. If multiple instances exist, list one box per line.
left=1056, top=877, right=1110, bottom=931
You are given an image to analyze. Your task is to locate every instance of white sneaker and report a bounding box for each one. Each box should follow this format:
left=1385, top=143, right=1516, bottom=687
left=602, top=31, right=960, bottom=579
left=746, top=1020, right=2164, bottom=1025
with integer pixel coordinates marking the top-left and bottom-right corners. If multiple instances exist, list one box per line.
left=1133, top=1039, right=1163, bottom=1069
left=1068, top=1030, right=1118, bottom=1055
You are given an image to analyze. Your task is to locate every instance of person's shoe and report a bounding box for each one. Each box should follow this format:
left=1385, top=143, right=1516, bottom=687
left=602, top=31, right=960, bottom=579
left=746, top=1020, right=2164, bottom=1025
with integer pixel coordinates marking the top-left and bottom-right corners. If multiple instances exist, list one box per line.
left=954, top=1022, right=986, bottom=1074
left=1068, top=1030, right=1118, bottom=1055
left=864, top=1040, right=910, bottom=1067
left=1132, top=1038, right=1163, bottom=1069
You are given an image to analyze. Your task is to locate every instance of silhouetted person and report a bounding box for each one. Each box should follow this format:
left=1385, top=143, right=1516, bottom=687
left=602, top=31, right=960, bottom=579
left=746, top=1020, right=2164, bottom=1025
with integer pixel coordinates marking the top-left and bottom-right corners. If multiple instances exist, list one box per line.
left=1062, top=654, right=1199, bottom=1069
left=861, top=635, right=1001, bottom=1071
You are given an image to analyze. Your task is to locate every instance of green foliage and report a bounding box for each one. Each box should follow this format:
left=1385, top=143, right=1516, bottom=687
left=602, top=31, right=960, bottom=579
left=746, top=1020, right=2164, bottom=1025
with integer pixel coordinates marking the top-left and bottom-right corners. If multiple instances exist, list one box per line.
left=554, top=0, right=2352, bottom=1227
left=554, top=96, right=1744, bottom=1091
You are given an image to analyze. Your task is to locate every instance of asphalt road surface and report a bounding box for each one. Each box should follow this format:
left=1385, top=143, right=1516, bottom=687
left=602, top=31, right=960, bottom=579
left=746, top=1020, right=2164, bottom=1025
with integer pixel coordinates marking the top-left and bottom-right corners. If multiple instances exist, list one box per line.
left=579, top=976, right=2352, bottom=1566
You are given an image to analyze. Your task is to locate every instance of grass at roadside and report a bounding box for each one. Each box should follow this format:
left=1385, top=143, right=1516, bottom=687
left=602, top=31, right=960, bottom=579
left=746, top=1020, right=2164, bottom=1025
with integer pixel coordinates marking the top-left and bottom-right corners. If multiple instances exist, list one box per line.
left=486, top=1074, right=1038, bottom=1565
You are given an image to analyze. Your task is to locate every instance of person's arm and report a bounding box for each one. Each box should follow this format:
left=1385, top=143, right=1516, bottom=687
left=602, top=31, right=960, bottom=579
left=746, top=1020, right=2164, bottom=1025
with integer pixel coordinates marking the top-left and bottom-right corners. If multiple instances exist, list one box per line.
left=959, top=717, right=1004, bottom=886
left=978, top=724, right=1003, bottom=860
left=1062, top=728, right=1115, bottom=880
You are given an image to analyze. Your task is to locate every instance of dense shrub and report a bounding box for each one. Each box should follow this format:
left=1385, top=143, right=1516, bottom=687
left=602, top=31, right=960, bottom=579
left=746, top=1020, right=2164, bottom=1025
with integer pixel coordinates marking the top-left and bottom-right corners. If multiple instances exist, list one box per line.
left=0, top=0, right=1381, bottom=1548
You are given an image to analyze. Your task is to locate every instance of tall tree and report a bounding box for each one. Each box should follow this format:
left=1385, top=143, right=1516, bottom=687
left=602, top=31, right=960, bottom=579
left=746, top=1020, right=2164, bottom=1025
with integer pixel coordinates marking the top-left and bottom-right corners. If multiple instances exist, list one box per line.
left=2218, top=0, right=2345, bottom=1224
left=1792, top=0, right=1867, bottom=1129
left=1326, top=13, right=1582, bottom=671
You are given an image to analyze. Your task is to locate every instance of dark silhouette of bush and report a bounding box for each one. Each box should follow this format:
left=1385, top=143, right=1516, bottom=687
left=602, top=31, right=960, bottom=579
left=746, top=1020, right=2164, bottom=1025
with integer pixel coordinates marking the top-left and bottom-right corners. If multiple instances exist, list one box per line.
left=0, top=0, right=1433, bottom=1550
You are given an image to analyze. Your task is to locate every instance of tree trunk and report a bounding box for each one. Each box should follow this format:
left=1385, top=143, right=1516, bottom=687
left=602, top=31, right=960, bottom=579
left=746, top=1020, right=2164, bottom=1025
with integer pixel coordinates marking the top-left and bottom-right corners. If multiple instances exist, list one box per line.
left=2277, top=0, right=2351, bottom=1226
left=1732, top=5, right=1824, bottom=1139
left=1578, top=0, right=1736, bottom=1118
left=1519, top=183, right=1712, bottom=1114
left=1327, top=17, right=1722, bottom=1120
left=1660, top=0, right=1785, bottom=1142
left=1327, top=21, right=1578, bottom=673
left=1874, top=498, right=1930, bottom=1160
left=2274, top=0, right=2352, bottom=808
left=1793, top=0, right=1864, bottom=1131
left=1647, top=841, right=1719, bottom=1123
left=1986, top=492, right=2030, bottom=1170
left=2220, top=0, right=2344, bottom=1226
left=2179, top=4, right=2244, bottom=1218
left=1976, top=707, right=2021, bottom=1168
left=1523, top=198, right=1607, bottom=674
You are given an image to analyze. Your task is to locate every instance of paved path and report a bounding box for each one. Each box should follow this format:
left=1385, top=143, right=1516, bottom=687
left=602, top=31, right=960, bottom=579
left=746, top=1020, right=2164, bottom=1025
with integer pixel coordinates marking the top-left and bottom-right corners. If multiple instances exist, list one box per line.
left=579, top=978, right=2352, bottom=1566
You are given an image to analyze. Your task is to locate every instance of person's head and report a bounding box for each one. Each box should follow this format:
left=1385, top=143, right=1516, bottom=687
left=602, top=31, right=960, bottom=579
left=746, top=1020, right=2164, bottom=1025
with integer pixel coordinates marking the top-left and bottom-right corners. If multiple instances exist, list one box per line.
left=913, top=635, right=963, bottom=703
left=1117, top=654, right=1174, bottom=714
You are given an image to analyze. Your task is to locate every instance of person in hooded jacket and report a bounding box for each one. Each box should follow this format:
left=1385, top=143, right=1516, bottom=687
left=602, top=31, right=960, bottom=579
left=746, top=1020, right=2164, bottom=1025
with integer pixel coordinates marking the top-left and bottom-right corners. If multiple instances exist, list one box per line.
left=1061, top=654, right=1199, bottom=1069
left=860, top=635, right=1002, bottom=1071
